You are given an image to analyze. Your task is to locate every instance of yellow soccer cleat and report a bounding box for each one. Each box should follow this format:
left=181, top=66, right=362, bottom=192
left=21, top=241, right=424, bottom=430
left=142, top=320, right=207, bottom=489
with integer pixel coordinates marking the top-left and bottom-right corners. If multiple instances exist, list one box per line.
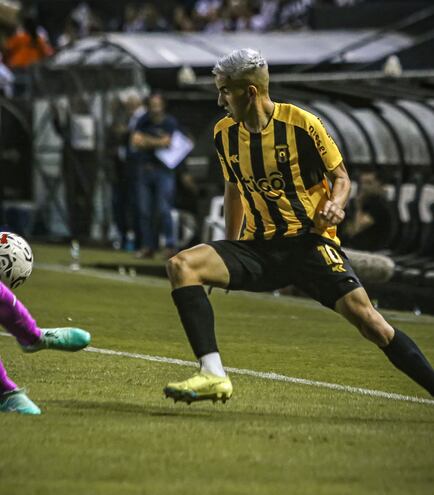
left=164, top=371, right=233, bottom=405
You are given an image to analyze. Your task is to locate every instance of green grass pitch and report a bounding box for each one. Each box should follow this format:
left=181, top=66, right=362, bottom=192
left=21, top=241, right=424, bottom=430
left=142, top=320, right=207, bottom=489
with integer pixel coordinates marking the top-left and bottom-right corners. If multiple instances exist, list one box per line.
left=0, top=244, right=433, bottom=495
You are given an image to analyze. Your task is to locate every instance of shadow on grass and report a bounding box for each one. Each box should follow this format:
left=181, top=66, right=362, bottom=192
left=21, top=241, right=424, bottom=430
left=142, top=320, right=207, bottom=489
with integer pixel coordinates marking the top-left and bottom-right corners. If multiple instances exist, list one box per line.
left=45, top=399, right=219, bottom=418
left=44, top=399, right=434, bottom=425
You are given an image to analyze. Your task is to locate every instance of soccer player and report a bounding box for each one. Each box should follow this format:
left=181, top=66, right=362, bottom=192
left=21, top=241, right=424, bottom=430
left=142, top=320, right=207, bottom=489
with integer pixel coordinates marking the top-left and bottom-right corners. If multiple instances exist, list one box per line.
left=0, top=282, right=91, bottom=414
left=164, top=48, right=434, bottom=404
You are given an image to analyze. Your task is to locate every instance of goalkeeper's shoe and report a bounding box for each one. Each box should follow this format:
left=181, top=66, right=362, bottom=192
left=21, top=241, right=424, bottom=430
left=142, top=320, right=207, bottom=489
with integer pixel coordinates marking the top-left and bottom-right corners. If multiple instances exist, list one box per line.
left=164, top=371, right=233, bottom=405
left=0, top=389, right=41, bottom=415
left=21, top=328, right=91, bottom=353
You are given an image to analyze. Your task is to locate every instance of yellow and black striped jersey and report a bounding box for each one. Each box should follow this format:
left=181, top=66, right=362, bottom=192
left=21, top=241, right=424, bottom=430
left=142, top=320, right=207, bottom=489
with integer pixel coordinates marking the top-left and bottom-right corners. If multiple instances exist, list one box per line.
left=214, top=102, right=343, bottom=244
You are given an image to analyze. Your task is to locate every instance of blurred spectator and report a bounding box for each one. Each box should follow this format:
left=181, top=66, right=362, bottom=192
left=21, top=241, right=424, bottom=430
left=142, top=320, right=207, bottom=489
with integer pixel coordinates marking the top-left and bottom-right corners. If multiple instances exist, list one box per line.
left=276, top=0, right=316, bottom=30
left=130, top=93, right=179, bottom=258
left=202, top=0, right=254, bottom=32
left=122, top=3, right=146, bottom=33
left=172, top=5, right=195, bottom=32
left=142, top=4, right=169, bottom=32
left=250, top=0, right=280, bottom=31
left=70, top=2, right=103, bottom=37
left=3, top=14, right=53, bottom=69
left=224, top=0, right=255, bottom=31
left=0, top=54, right=14, bottom=96
left=52, top=95, right=98, bottom=241
left=56, top=17, right=80, bottom=48
left=70, top=2, right=91, bottom=37
left=341, top=169, right=395, bottom=252
left=200, top=0, right=278, bottom=33
left=108, top=89, right=146, bottom=250
left=193, top=0, right=223, bottom=30
left=333, top=0, right=361, bottom=6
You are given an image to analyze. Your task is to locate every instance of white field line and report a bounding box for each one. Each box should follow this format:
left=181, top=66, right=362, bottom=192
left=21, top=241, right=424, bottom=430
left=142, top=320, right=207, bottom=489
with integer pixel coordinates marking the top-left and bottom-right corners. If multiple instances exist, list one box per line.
left=34, top=262, right=434, bottom=324
left=33, top=263, right=329, bottom=312
left=2, top=332, right=433, bottom=406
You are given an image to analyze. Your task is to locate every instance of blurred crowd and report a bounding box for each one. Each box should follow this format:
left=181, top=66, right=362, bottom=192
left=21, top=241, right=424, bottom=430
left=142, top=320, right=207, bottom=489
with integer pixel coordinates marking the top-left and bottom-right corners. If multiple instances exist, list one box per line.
left=56, top=0, right=361, bottom=39
left=0, top=0, right=365, bottom=65
left=0, top=0, right=365, bottom=96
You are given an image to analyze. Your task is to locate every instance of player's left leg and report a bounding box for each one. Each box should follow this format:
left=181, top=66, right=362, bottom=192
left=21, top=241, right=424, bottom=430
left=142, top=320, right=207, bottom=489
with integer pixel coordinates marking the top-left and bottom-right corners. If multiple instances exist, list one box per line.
left=0, top=282, right=91, bottom=352
left=164, top=243, right=233, bottom=403
left=336, top=287, right=434, bottom=396
left=0, top=356, right=18, bottom=395
left=0, top=357, right=41, bottom=415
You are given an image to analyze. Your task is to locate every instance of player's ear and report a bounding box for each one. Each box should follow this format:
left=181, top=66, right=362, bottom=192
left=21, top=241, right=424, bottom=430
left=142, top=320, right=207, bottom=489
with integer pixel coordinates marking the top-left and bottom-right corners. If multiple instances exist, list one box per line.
left=247, top=85, right=258, bottom=100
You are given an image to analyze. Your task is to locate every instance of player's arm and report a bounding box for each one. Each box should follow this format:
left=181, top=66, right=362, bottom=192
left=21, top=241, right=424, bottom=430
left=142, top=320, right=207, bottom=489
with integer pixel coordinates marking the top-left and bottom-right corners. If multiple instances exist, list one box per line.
left=320, top=162, right=351, bottom=227
left=131, top=131, right=171, bottom=149
left=224, top=181, right=244, bottom=240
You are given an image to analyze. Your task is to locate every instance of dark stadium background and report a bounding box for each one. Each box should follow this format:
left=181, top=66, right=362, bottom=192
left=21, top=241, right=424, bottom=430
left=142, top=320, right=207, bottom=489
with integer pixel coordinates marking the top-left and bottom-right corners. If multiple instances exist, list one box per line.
left=1, top=3, right=434, bottom=495
left=1, top=0, right=434, bottom=313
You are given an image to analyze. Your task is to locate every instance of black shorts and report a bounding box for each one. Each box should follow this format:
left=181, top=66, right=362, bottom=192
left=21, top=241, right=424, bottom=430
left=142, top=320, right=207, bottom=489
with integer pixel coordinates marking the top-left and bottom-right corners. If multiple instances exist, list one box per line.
left=207, top=234, right=362, bottom=309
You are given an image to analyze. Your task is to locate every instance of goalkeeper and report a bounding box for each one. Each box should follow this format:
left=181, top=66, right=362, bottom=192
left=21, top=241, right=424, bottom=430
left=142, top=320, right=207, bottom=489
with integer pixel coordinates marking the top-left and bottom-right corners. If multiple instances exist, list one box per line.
left=0, top=282, right=91, bottom=415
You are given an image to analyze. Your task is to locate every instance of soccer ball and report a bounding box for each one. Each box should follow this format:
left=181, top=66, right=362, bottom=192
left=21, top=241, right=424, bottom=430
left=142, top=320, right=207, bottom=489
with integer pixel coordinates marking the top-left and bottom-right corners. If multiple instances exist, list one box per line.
left=0, top=232, right=33, bottom=289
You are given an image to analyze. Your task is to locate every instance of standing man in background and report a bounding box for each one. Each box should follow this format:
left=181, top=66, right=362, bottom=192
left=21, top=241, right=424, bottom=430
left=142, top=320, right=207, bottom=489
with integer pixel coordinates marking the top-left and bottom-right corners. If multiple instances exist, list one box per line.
left=131, top=93, right=178, bottom=259
left=52, top=95, right=97, bottom=242
left=109, top=89, right=146, bottom=250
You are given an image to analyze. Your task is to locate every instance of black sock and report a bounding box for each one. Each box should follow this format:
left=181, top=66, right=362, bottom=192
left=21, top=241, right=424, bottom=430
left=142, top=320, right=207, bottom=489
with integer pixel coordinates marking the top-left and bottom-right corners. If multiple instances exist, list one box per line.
left=382, top=328, right=434, bottom=396
left=172, top=285, right=218, bottom=359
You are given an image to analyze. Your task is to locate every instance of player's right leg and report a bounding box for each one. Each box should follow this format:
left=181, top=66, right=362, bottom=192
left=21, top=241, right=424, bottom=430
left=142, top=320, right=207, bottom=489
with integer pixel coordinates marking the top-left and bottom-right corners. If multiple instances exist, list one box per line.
left=336, top=287, right=434, bottom=396
left=164, top=243, right=233, bottom=404
left=166, top=243, right=231, bottom=289
left=0, top=281, right=91, bottom=352
left=0, top=281, right=42, bottom=346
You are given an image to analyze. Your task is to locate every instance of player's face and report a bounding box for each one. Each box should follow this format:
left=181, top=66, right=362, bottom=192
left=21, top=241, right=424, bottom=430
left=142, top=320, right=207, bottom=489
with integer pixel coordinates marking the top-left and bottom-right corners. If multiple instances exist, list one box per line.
left=148, top=95, right=165, bottom=122
left=215, top=75, right=249, bottom=123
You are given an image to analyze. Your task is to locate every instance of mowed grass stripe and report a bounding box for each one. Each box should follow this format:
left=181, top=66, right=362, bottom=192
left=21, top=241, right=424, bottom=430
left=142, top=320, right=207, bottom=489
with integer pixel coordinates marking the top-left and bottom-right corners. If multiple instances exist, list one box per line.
left=3, top=331, right=432, bottom=406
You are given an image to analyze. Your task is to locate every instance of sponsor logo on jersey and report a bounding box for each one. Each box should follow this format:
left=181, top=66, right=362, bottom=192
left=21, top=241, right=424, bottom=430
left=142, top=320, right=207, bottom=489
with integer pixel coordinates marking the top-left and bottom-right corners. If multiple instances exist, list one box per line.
left=241, top=171, right=286, bottom=201
left=308, top=125, right=327, bottom=156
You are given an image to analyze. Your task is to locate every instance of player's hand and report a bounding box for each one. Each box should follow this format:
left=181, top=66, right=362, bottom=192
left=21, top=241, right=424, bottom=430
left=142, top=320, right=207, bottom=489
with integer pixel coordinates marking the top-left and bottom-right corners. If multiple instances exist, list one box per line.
left=318, top=200, right=345, bottom=227
left=131, top=132, right=146, bottom=148
left=160, top=134, right=171, bottom=147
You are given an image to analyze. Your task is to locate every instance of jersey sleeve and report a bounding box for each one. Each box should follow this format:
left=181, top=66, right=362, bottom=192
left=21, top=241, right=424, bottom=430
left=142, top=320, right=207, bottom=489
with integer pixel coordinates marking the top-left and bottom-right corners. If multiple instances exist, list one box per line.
left=304, top=111, right=343, bottom=172
left=214, top=127, right=237, bottom=183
